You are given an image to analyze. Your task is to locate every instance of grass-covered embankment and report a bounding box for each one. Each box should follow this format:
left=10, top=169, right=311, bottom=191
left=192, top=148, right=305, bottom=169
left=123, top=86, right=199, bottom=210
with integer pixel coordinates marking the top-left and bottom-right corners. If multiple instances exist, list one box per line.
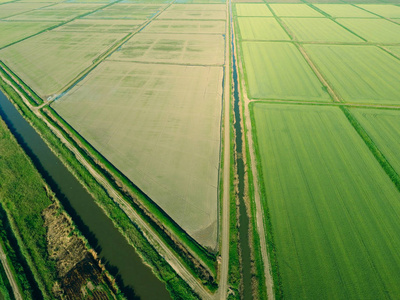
left=0, top=114, right=58, bottom=298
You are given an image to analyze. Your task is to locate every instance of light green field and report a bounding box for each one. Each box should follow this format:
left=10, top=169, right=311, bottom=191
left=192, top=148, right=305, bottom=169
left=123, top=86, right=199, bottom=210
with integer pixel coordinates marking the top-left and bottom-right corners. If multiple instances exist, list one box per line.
left=0, top=2, right=49, bottom=19
left=269, top=4, right=323, bottom=16
left=55, top=19, right=144, bottom=32
left=252, top=103, right=400, bottom=300
left=282, top=17, right=362, bottom=42
left=357, top=4, right=400, bottom=18
left=0, top=31, right=125, bottom=97
left=304, top=45, right=400, bottom=104
left=313, top=4, right=377, bottom=17
left=168, top=3, right=226, bottom=10
left=235, top=3, right=273, bottom=16
left=7, top=8, right=94, bottom=21
left=0, top=21, right=59, bottom=48
left=351, top=108, right=400, bottom=175
left=237, top=17, right=290, bottom=40
left=386, top=46, right=400, bottom=58
left=337, top=18, right=400, bottom=43
left=110, top=33, right=224, bottom=65
left=40, top=2, right=104, bottom=10
left=68, top=0, right=117, bottom=2
left=158, top=9, right=226, bottom=20
left=52, top=61, right=223, bottom=249
left=174, top=0, right=225, bottom=3
left=144, top=20, right=225, bottom=34
left=85, top=4, right=165, bottom=19
left=241, top=42, right=330, bottom=100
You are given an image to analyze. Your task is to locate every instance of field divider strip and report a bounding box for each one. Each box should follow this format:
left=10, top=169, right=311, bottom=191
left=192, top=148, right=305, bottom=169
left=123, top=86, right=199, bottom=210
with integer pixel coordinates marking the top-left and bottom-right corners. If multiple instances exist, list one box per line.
left=340, top=106, right=400, bottom=192
left=268, top=11, right=340, bottom=103
left=248, top=99, right=400, bottom=110
left=306, top=3, right=369, bottom=42
left=350, top=4, right=400, bottom=26
left=0, top=1, right=59, bottom=21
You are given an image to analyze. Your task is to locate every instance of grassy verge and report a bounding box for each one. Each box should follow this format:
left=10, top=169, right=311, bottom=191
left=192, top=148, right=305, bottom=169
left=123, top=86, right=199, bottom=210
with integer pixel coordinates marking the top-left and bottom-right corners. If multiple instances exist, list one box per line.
left=0, top=116, right=59, bottom=298
left=0, top=261, right=13, bottom=300
left=248, top=103, right=283, bottom=299
left=0, top=207, right=40, bottom=300
left=0, top=69, right=203, bottom=299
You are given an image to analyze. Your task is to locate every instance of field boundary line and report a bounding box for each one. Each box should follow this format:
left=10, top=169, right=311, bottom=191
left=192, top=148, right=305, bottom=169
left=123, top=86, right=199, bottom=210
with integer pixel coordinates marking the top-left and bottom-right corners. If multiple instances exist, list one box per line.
left=306, top=3, right=369, bottom=42
left=350, top=3, right=400, bottom=25
left=341, top=106, right=400, bottom=192
left=248, top=99, right=400, bottom=110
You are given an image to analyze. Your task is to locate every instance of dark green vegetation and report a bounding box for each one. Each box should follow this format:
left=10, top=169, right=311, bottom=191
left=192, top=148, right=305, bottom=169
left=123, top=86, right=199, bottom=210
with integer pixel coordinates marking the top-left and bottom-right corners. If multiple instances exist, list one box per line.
left=0, top=111, right=58, bottom=297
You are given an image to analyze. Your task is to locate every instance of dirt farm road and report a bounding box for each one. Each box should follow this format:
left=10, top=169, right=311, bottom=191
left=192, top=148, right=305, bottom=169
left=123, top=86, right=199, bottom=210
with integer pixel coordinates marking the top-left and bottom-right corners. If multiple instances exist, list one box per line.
left=0, top=242, right=22, bottom=300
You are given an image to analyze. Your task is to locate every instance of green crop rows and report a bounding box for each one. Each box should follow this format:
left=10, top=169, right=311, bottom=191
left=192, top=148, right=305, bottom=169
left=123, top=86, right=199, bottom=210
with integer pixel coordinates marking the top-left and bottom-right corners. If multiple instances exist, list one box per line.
left=234, top=1, right=400, bottom=299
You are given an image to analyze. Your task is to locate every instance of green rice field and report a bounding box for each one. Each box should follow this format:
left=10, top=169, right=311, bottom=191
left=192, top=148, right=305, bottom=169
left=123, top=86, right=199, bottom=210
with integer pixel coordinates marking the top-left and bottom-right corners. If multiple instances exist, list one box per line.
left=336, top=18, right=400, bottom=43
left=237, top=17, right=290, bottom=40
left=269, top=4, right=323, bottom=17
left=351, top=108, right=400, bottom=175
left=252, top=103, right=400, bottom=299
left=241, top=42, right=330, bottom=100
left=282, top=17, right=363, bottom=42
left=84, top=4, right=165, bottom=19
left=356, top=4, right=400, bottom=18
left=235, top=3, right=273, bottom=16
left=0, top=31, right=125, bottom=97
left=0, top=2, right=49, bottom=19
left=313, top=4, right=377, bottom=17
left=303, top=44, right=400, bottom=104
left=0, top=21, right=59, bottom=48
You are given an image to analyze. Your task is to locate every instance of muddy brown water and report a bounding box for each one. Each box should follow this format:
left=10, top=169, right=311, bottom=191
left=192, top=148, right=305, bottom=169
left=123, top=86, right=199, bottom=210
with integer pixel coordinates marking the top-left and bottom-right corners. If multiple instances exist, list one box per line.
left=0, top=90, right=171, bottom=300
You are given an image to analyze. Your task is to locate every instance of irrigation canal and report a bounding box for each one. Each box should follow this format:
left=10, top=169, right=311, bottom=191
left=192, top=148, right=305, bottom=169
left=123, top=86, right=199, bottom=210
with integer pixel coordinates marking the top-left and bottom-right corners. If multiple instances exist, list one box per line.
left=0, top=90, right=171, bottom=300
left=230, top=4, right=253, bottom=299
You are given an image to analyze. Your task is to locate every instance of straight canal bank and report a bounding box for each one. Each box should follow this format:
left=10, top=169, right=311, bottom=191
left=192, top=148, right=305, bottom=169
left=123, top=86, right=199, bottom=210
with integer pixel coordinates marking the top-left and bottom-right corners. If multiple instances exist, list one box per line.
left=230, top=3, right=253, bottom=299
left=0, top=90, right=171, bottom=300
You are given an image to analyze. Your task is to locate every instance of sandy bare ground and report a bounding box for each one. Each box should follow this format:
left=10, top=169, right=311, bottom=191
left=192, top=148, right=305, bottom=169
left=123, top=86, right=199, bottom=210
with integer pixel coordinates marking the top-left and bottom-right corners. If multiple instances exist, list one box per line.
left=0, top=242, right=22, bottom=300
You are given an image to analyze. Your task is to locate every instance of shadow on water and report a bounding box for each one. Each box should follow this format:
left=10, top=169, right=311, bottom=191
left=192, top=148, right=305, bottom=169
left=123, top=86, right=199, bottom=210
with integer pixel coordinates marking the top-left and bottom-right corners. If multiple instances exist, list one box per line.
left=0, top=91, right=171, bottom=300
left=230, top=2, right=253, bottom=299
